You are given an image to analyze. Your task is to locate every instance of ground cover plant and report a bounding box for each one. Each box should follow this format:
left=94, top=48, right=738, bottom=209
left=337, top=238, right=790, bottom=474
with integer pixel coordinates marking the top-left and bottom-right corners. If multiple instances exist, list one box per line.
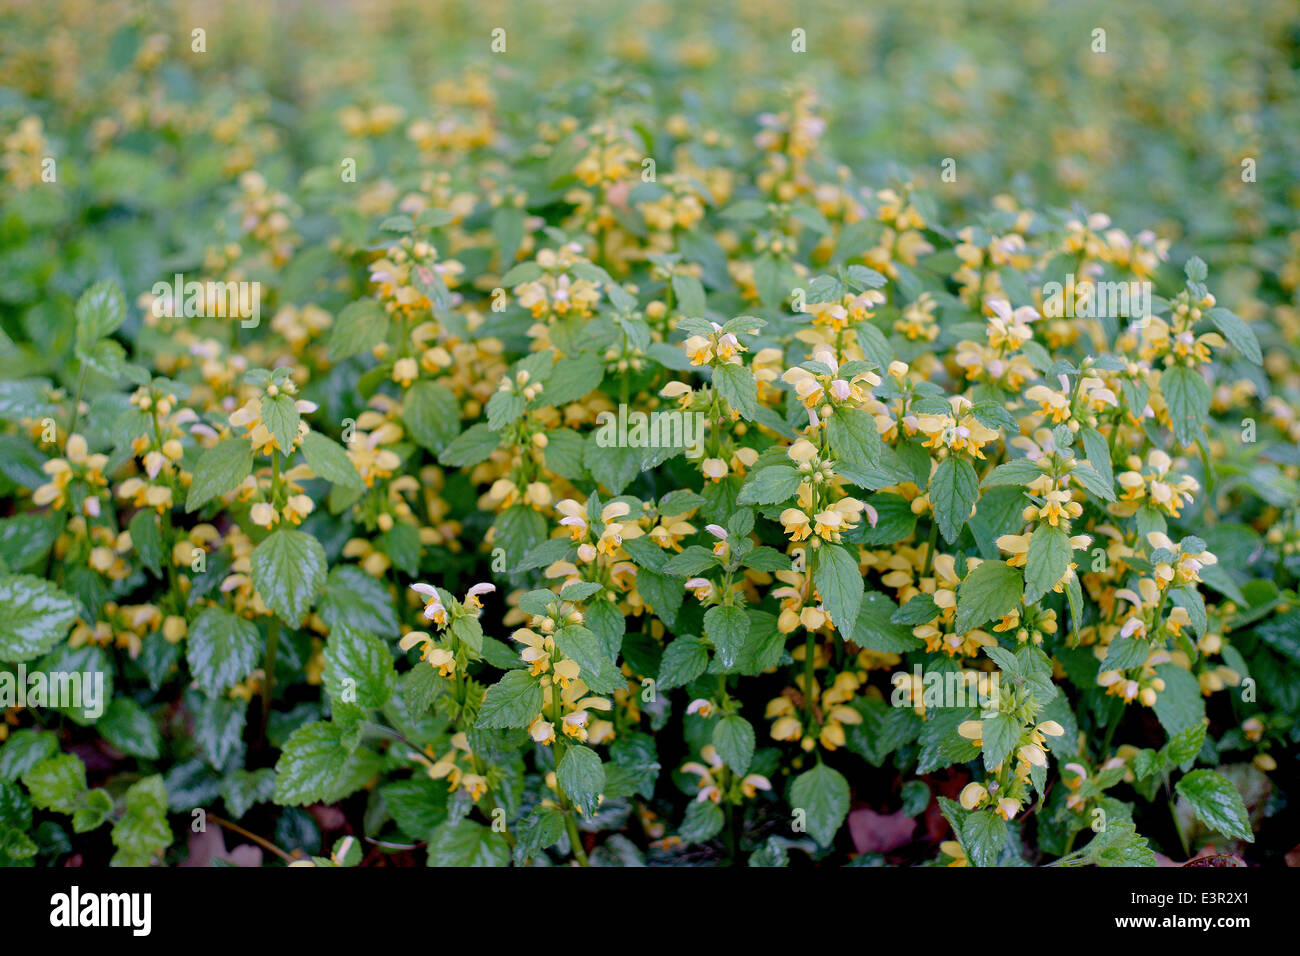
left=1, top=0, right=1299, bottom=868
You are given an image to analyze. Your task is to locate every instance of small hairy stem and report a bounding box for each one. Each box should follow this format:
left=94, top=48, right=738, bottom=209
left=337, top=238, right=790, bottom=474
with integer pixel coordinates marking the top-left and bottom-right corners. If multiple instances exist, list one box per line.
left=207, top=814, right=296, bottom=864
left=258, top=617, right=281, bottom=747
left=65, top=367, right=87, bottom=438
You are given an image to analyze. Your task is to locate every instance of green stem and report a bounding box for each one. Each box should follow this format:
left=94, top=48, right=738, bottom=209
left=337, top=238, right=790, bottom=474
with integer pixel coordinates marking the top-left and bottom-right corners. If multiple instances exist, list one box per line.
left=1166, top=776, right=1191, bottom=858
left=259, top=617, right=281, bottom=747
left=802, top=629, right=817, bottom=731
left=1098, top=696, right=1123, bottom=758
left=922, top=515, right=940, bottom=578
left=1061, top=828, right=1078, bottom=856
left=65, top=367, right=87, bottom=438
left=563, top=809, right=589, bottom=866
left=724, top=796, right=738, bottom=864
left=550, top=680, right=590, bottom=866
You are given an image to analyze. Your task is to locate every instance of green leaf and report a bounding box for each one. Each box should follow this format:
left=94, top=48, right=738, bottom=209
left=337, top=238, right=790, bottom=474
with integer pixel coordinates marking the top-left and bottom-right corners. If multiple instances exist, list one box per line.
left=672, top=273, right=708, bottom=315
left=813, top=543, right=864, bottom=636
left=301, top=431, right=364, bottom=491
left=713, top=363, right=759, bottom=420
left=1152, top=663, right=1206, bottom=736
left=981, top=713, right=1020, bottom=771
left=21, top=754, right=86, bottom=813
left=721, top=198, right=768, bottom=220
left=537, top=353, right=604, bottom=407
left=475, top=670, right=544, bottom=729
left=1175, top=770, right=1254, bottom=843
left=743, top=546, right=794, bottom=572
left=0, top=575, right=79, bottom=661
left=192, top=694, right=246, bottom=768
left=981, top=458, right=1044, bottom=488
left=438, top=423, right=501, bottom=468
left=486, top=390, right=525, bottom=431
left=186, top=437, right=255, bottom=512
left=851, top=591, right=924, bottom=653
left=323, top=624, right=398, bottom=709
left=318, top=565, right=399, bottom=638
left=1206, top=307, right=1262, bottom=365
left=1070, top=461, right=1115, bottom=502
left=0, top=729, right=59, bottom=782
left=0, top=513, right=60, bottom=571
left=403, top=380, right=461, bottom=454
left=827, top=406, right=882, bottom=471
left=930, top=456, right=979, bottom=543
left=736, top=465, right=802, bottom=506
left=1161, top=365, right=1210, bottom=447
left=273, top=721, right=383, bottom=806
left=583, top=434, right=642, bottom=494
left=260, top=393, right=301, bottom=456
left=892, top=593, right=939, bottom=626
left=252, top=529, right=327, bottom=626
left=1101, top=637, right=1153, bottom=672
left=636, top=568, right=684, bottom=627
left=187, top=606, right=262, bottom=697
left=379, top=777, right=447, bottom=840
left=960, top=810, right=1008, bottom=867
left=583, top=598, right=625, bottom=659
left=1083, top=820, right=1156, bottom=867
left=1024, top=524, right=1072, bottom=604
left=73, top=787, right=114, bottom=833
left=426, top=817, right=509, bottom=866
left=657, top=635, right=709, bottom=690
left=110, top=775, right=171, bottom=866
left=98, top=698, right=161, bottom=759
left=680, top=800, right=725, bottom=843
left=704, top=604, right=749, bottom=668
left=790, top=763, right=849, bottom=847
left=664, top=545, right=718, bottom=577
left=557, top=744, right=605, bottom=816
left=559, top=580, right=603, bottom=603
left=328, top=299, right=388, bottom=360
left=955, top=560, right=1023, bottom=633
left=712, top=716, right=755, bottom=775
left=381, top=522, right=422, bottom=576
left=450, top=615, right=484, bottom=654
left=513, top=805, right=565, bottom=861
left=1078, top=425, right=1114, bottom=492
left=128, top=510, right=164, bottom=577
left=542, top=428, right=588, bottom=482
left=74, top=280, right=126, bottom=350
left=553, top=625, right=623, bottom=694
left=1161, top=722, right=1207, bottom=767
left=492, top=505, right=545, bottom=569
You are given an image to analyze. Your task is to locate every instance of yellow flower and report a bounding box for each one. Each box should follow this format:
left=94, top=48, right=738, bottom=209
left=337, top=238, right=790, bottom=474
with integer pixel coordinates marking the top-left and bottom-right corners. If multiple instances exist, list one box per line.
left=780, top=508, right=811, bottom=542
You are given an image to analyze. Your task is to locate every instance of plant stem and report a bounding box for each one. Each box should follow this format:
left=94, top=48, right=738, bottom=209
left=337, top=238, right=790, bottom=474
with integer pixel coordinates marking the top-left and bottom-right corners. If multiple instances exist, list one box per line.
left=550, top=680, right=590, bottom=866
left=922, top=516, right=940, bottom=578
left=207, top=814, right=297, bottom=863
left=802, top=629, right=816, bottom=730
left=1098, top=696, right=1123, bottom=758
left=258, top=617, right=281, bottom=747
left=1166, top=776, right=1191, bottom=858
left=65, top=367, right=87, bottom=438
left=563, top=809, right=589, bottom=866
left=724, top=798, right=738, bottom=863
